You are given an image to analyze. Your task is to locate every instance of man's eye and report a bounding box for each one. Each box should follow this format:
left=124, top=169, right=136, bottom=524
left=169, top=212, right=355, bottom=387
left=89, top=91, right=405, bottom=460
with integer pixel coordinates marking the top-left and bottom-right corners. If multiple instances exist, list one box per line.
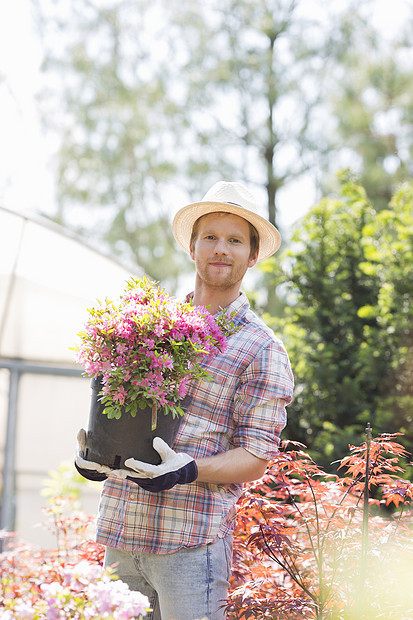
left=230, top=238, right=241, bottom=243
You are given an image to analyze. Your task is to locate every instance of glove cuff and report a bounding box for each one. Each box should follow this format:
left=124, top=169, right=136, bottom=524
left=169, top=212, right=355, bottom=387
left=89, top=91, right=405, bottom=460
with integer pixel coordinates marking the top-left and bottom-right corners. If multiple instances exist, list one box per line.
left=128, top=460, right=198, bottom=492
left=75, top=461, right=108, bottom=482
left=179, top=459, right=198, bottom=484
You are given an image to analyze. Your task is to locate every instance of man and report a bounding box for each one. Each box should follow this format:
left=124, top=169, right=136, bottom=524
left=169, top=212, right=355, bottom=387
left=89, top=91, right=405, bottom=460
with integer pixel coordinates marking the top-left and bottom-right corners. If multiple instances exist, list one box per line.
left=75, top=181, right=294, bottom=620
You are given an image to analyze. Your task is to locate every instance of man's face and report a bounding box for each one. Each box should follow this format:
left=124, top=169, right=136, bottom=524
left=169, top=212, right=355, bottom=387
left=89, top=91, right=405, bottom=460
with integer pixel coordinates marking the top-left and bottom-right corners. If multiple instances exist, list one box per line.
left=190, top=212, right=258, bottom=290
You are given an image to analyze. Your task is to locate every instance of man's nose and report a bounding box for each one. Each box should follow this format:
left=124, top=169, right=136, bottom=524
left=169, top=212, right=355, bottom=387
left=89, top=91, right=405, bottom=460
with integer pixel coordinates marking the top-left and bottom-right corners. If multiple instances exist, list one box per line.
left=214, top=238, right=228, bottom=254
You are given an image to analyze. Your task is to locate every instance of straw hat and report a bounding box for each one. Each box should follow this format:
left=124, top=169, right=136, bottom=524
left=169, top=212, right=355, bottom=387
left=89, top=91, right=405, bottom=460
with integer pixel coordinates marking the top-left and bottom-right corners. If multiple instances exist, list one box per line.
left=172, top=181, right=282, bottom=262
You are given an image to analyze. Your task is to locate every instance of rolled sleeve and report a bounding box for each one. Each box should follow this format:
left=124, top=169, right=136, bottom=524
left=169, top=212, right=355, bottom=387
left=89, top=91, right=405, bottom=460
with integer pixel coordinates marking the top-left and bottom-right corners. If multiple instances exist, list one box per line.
left=232, top=342, right=294, bottom=460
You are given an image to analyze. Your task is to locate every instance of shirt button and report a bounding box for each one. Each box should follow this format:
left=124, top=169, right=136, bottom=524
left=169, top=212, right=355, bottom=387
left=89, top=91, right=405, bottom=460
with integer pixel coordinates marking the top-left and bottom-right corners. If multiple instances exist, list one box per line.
left=129, top=494, right=136, bottom=501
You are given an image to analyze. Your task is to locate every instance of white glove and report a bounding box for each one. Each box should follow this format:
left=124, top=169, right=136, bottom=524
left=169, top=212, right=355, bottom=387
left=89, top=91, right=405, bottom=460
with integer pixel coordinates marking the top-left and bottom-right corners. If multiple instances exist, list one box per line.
left=75, top=432, right=197, bottom=491
left=117, top=438, right=198, bottom=492
left=75, top=428, right=114, bottom=479
left=124, top=437, right=194, bottom=478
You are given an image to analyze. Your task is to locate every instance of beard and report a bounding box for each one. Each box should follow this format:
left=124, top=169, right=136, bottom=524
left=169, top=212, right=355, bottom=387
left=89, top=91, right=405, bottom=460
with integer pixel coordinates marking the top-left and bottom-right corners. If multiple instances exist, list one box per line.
left=194, top=258, right=250, bottom=291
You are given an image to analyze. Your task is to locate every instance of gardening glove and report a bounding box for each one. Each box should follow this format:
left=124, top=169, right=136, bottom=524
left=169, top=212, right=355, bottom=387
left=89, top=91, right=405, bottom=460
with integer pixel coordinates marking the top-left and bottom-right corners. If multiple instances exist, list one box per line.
left=74, top=428, right=112, bottom=482
left=115, top=437, right=198, bottom=492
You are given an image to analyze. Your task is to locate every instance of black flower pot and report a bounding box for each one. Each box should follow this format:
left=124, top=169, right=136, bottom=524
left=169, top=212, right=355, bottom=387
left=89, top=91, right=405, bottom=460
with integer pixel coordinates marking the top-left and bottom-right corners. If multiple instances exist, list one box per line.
left=84, top=377, right=186, bottom=468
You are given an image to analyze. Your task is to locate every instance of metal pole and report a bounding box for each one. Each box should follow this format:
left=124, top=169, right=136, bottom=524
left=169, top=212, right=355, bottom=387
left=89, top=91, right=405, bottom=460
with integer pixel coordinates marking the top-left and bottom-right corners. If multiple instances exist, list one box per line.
left=0, top=358, right=82, bottom=377
left=360, top=423, right=372, bottom=593
left=0, top=367, right=20, bottom=547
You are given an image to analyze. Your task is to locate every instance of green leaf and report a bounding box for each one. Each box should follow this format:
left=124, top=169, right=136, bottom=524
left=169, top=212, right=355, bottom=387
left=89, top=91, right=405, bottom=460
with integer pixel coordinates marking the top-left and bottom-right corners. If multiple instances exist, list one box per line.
left=357, top=305, right=377, bottom=319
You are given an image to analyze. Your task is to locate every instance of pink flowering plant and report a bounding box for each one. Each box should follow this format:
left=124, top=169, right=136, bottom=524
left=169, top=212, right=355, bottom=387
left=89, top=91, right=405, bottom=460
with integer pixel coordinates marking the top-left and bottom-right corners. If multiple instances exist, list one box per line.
left=74, top=277, right=237, bottom=419
left=1, top=543, right=150, bottom=620
left=1, top=491, right=149, bottom=619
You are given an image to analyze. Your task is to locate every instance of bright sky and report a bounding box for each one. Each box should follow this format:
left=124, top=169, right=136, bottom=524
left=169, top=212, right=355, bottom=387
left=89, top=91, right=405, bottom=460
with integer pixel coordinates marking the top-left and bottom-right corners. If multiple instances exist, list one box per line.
left=0, top=0, right=57, bottom=217
left=0, top=0, right=411, bottom=232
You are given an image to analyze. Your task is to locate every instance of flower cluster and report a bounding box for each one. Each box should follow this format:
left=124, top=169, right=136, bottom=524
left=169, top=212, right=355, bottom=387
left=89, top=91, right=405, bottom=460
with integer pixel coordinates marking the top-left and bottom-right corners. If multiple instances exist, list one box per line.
left=74, top=277, right=238, bottom=419
left=1, top=555, right=150, bottom=619
left=1, top=490, right=144, bottom=620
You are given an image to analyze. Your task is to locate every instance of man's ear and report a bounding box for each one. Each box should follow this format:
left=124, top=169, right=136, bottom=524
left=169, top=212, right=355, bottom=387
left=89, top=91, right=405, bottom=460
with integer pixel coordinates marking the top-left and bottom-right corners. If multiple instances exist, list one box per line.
left=248, top=251, right=259, bottom=269
left=189, top=243, right=195, bottom=261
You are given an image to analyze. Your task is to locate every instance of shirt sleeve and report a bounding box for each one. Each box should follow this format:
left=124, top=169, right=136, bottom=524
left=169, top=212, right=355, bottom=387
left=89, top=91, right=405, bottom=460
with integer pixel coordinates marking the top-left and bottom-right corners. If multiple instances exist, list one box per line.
left=232, top=340, right=294, bottom=460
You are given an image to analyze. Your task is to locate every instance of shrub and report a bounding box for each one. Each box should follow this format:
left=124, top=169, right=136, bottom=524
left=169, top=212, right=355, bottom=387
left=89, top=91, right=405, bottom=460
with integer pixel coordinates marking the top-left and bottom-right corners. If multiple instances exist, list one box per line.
left=0, top=495, right=150, bottom=619
left=228, top=432, right=413, bottom=619
left=2, top=433, right=412, bottom=619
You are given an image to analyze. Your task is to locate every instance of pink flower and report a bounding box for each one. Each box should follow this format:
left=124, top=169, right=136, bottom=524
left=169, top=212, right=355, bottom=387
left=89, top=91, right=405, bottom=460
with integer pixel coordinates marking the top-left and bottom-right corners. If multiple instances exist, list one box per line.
left=62, top=560, right=102, bottom=591
left=160, top=353, right=173, bottom=370
left=10, top=603, right=35, bottom=620
left=86, top=579, right=150, bottom=617
left=74, top=277, right=236, bottom=419
left=113, top=385, right=127, bottom=404
left=153, top=323, right=164, bottom=337
left=177, top=377, right=190, bottom=398
left=114, top=355, right=126, bottom=367
left=147, top=370, right=163, bottom=386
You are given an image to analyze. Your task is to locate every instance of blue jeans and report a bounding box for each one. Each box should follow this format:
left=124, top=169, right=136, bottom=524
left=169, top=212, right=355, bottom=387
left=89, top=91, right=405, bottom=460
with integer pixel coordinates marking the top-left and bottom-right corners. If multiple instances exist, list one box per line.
left=104, top=536, right=233, bottom=620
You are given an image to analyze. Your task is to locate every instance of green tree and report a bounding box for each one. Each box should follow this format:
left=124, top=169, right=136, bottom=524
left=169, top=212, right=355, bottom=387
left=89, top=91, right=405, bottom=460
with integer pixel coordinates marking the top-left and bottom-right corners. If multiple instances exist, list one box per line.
left=268, top=175, right=413, bottom=467
left=170, top=0, right=327, bottom=228
left=321, top=9, right=413, bottom=211
left=168, top=0, right=335, bottom=309
left=36, top=0, right=347, bottom=297
left=37, top=0, right=194, bottom=289
left=37, top=0, right=413, bottom=306
left=360, top=183, right=413, bottom=447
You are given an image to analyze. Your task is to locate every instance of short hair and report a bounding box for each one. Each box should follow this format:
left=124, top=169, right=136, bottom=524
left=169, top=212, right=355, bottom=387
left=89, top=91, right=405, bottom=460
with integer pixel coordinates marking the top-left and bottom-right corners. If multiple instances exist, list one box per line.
left=190, top=212, right=259, bottom=259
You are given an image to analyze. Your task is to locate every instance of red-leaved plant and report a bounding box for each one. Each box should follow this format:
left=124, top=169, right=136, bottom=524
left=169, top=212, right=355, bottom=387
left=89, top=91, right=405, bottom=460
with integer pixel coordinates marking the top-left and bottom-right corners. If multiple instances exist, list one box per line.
left=1, top=434, right=412, bottom=619
left=227, top=433, right=413, bottom=619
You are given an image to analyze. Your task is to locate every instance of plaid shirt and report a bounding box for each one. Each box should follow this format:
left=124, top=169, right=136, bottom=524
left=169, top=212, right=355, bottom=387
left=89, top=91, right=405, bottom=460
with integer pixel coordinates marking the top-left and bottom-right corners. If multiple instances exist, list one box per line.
left=96, top=292, right=294, bottom=554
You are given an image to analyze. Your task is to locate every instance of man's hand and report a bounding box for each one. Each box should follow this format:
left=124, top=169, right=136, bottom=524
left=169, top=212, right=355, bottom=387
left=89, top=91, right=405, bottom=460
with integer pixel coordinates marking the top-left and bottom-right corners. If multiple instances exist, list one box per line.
left=119, top=437, right=198, bottom=492
left=75, top=431, right=197, bottom=491
left=75, top=429, right=113, bottom=481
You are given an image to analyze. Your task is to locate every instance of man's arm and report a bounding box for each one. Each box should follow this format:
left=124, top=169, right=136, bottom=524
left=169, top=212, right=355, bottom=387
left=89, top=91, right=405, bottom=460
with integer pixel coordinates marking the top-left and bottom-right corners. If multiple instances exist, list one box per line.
left=195, top=447, right=268, bottom=485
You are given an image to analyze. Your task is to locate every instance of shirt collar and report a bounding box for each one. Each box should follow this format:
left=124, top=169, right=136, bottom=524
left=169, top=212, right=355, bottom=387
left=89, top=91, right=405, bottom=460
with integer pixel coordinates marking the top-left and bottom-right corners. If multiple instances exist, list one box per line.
left=185, top=291, right=249, bottom=321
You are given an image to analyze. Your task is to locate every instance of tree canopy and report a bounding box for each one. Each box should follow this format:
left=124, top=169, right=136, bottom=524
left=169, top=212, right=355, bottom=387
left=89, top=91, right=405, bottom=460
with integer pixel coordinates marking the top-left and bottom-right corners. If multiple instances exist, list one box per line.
left=33, top=0, right=413, bottom=460
left=36, top=0, right=413, bottom=297
left=267, top=176, right=413, bottom=466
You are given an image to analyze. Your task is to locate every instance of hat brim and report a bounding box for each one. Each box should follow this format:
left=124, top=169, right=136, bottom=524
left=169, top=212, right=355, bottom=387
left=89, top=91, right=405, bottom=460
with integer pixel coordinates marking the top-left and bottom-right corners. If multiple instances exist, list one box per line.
left=172, top=201, right=282, bottom=262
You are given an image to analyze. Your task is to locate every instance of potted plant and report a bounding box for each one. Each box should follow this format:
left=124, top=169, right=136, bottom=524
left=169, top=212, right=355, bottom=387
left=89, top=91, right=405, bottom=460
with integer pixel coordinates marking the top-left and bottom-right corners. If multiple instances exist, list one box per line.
left=74, top=277, right=237, bottom=467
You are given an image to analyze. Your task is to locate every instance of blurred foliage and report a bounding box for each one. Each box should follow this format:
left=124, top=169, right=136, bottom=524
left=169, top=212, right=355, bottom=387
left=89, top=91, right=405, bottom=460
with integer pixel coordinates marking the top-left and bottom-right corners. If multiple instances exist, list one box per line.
left=41, top=460, right=99, bottom=506
left=36, top=0, right=413, bottom=302
left=266, top=176, right=413, bottom=468
left=33, top=0, right=413, bottom=458
left=321, top=14, right=413, bottom=211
